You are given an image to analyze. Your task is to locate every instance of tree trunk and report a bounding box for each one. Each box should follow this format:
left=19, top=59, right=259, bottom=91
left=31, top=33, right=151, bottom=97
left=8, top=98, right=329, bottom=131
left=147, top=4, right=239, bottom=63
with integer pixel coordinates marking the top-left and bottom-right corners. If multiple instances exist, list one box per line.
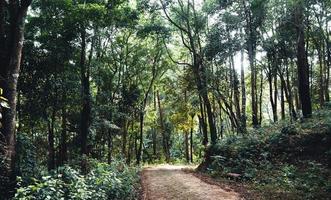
left=0, top=1, right=31, bottom=198
left=240, top=48, right=247, bottom=133
left=194, top=58, right=217, bottom=144
left=325, top=35, right=331, bottom=102
left=185, top=131, right=189, bottom=163
left=107, top=129, right=112, bottom=164
left=273, top=68, right=278, bottom=121
left=59, top=108, right=67, bottom=166
left=259, top=69, right=263, bottom=125
left=190, top=116, right=194, bottom=163
left=267, top=72, right=277, bottom=122
left=285, top=63, right=297, bottom=120
left=231, top=56, right=241, bottom=133
left=248, top=39, right=258, bottom=127
left=281, top=81, right=285, bottom=120
left=266, top=56, right=277, bottom=122
left=122, top=120, right=128, bottom=158
left=317, top=45, right=325, bottom=107
left=157, top=90, right=170, bottom=162
left=136, top=110, right=144, bottom=165
left=152, top=127, right=157, bottom=156
left=79, top=29, right=91, bottom=173
left=47, top=110, right=56, bottom=171
left=199, top=95, right=208, bottom=145
left=295, top=2, right=312, bottom=118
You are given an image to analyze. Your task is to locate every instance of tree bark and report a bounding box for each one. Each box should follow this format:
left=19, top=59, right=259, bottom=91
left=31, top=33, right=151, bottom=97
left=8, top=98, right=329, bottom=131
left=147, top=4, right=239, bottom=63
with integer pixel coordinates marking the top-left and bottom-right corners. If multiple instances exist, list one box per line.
left=315, top=41, right=325, bottom=107
left=242, top=0, right=259, bottom=127
left=325, top=32, right=331, bottom=102
left=0, top=1, right=31, bottom=198
left=79, top=29, right=91, bottom=173
left=190, top=115, right=194, bottom=163
left=295, top=1, right=312, bottom=118
left=231, top=55, right=241, bottom=133
left=107, top=129, right=112, bottom=164
left=122, top=120, right=128, bottom=158
left=199, top=95, right=208, bottom=145
left=47, top=109, right=56, bottom=171
left=267, top=55, right=279, bottom=123
left=136, top=110, right=144, bottom=165
left=248, top=42, right=258, bottom=127
left=185, top=131, right=189, bottom=163
left=59, top=108, right=67, bottom=166
left=259, top=69, right=263, bottom=125
left=240, top=48, right=247, bottom=133
left=193, top=59, right=217, bottom=144
left=157, top=90, right=170, bottom=162
left=281, top=81, right=285, bottom=120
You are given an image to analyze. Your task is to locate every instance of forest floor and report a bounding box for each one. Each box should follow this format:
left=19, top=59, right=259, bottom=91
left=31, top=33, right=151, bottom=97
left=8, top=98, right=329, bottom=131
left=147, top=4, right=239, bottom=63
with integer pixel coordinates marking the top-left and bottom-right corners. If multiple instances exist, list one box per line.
left=141, top=165, right=242, bottom=200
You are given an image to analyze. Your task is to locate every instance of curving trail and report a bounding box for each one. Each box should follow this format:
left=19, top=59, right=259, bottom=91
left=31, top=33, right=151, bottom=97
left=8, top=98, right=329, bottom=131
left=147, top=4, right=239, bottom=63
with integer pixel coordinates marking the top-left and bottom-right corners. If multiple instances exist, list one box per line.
left=141, top=165, right=241, bottom=200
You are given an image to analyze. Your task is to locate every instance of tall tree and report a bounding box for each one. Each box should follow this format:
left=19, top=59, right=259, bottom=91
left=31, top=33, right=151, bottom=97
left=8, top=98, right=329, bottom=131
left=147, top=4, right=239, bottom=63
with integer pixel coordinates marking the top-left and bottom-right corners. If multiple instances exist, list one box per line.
left=295, top=0, right=312, bottom=118
left=162, top=0, right=218, bottom=144
left=0, top=0, right=32, bottom=198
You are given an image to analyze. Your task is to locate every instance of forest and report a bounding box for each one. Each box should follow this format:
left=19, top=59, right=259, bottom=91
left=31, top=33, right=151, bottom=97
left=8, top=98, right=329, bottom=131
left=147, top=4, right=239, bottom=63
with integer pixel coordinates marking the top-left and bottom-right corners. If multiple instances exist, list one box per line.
left=0, top=0, right=331, bottom=199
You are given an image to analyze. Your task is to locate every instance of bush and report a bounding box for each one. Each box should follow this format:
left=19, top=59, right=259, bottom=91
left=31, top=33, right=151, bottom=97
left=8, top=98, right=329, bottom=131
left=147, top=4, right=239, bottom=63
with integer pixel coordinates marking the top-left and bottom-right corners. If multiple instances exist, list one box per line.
left=15, top=160, right=140, bottom=200
left=199, top=110, right=331, bottom=199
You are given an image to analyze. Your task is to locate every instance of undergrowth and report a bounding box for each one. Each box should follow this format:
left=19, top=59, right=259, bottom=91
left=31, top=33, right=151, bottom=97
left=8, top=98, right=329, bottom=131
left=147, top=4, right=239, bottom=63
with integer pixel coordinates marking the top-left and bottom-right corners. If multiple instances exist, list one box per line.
left=14, top=160, right=140, bottom=200
left=200, top=109, right=331, bottom=199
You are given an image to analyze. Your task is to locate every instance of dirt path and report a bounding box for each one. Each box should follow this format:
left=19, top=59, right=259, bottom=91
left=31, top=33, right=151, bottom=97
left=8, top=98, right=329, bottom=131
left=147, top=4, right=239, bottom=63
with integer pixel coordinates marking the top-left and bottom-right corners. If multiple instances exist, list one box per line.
left=142, top=165, right=241, bottom=200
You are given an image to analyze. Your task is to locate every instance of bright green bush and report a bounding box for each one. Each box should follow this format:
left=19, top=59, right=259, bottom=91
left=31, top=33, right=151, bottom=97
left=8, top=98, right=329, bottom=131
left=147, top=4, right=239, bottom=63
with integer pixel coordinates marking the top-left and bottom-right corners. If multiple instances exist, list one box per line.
left=15, top=160, right=140, bottom=200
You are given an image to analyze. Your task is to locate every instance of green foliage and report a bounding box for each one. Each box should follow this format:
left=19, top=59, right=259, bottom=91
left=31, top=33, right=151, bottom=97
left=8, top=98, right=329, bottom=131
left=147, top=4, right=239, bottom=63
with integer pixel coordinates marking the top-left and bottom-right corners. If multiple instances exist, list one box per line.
left=202, top=109, right=331, bottom=199
left=15, top=160, right=140, bottom=200
left=16, top=133, right=39, bottom=185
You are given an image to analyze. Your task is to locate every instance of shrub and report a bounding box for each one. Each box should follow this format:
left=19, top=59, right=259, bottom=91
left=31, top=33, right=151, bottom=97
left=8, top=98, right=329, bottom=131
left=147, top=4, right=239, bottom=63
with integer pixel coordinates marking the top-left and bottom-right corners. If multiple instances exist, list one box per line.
left=15, top=160, right=140, bottom=200
left=199, top=110, right=331, bottom=199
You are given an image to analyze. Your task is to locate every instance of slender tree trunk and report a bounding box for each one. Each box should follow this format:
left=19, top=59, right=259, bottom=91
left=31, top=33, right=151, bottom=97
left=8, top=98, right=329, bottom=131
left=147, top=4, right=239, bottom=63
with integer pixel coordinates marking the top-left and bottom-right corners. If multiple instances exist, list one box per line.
left=240, top=48, right=247, bottom=133
left=190, top=115, right=194, bottom=163
left=107, top=129, right=112, bottom=164
left=317, top=46, right=325, bottom=107
left=122, top=120, right=128, bottom=158
left=135, top=128, right=137, bottom=160
left=281, top=81, right=285, bottom=120
left=152, top=127, right=157, bottom=156
left=273, top=69, right=278, bottom=122
left=185, top=131, right=189, bottom=163
left=259, top=69, right=263, bottom=125
left=127, top=132, right=132, bottom=164
left=268, top=69, right=277, bottom=122
left=157, top=90, right=170, bottom=162
left=59, top=106, right=67, bottom=165
left=153, top=90, right=157, bottom=157
left=136, top=110, right=144, bottom=165
left=128, top=121, right=135, bottom=164
left=47, top=110, right=56, bottom=171
left=248, top=39, right=258, bottom=127
left=325, top=34, right=331, bottom=101
left=231, top=55, right=241, bottom=132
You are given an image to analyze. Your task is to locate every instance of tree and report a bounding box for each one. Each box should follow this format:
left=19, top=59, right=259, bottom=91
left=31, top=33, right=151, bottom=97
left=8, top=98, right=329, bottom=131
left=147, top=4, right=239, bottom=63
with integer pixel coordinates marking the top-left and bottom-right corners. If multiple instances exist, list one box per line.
left=295, top=0, right=312, bottom=118
left=161, top=0, right=218, bottom=144
left=0, top=0, right=32, bottom=198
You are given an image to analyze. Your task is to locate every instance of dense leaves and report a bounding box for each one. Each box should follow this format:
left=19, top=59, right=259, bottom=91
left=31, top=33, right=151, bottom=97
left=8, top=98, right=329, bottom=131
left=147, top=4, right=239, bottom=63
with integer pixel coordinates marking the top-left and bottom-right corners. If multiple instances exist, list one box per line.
left=15, top=160, right=140, bottom=200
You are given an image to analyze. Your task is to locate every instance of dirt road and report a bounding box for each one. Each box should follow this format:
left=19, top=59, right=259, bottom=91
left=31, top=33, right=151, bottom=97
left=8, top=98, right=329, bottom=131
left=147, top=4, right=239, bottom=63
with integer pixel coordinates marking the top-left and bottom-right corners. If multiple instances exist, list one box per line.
left=141, top=165, right=241, bottom=200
